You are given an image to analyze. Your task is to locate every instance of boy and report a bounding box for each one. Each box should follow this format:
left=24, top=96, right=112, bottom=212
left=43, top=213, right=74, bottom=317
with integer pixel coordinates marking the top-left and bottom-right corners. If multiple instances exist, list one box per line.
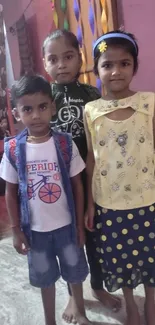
left=0, top=75, right=90, bottom=325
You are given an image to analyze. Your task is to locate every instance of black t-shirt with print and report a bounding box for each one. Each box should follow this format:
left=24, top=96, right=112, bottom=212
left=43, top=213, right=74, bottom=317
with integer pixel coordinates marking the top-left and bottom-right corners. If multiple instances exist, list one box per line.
left=51, top=81, right=101, bottom=162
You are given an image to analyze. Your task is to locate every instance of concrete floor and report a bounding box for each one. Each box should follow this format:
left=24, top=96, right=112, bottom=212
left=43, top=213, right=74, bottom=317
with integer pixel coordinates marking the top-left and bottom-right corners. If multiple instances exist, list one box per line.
left=0, top=237, right=145, bottom=325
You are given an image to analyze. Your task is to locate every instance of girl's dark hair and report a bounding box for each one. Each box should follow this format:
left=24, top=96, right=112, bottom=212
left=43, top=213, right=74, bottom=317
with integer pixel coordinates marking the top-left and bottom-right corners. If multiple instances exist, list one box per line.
left=94, top=30, right=139, bottom=75
left=42, top=29, right=80, bottom=57
left=11, top=74, right=53, bottom=105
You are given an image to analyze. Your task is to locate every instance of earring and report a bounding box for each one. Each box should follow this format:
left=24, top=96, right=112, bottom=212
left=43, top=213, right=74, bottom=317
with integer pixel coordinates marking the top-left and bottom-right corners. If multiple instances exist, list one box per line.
left=12, top=108, right=21, bottom=122
left=15, top=117, right=21, bottom=122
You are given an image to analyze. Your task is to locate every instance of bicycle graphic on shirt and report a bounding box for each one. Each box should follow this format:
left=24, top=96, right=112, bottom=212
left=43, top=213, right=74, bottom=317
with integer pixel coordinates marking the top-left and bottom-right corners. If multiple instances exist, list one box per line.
left=27, top=174, right=61, bottom=203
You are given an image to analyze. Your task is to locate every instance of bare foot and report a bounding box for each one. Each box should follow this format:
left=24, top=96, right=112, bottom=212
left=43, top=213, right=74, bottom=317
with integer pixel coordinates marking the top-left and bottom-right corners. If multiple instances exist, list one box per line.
left=75, top=313, right=92, bottom=325
left=62, top=297, right=77, bottom=324
left=92, top=289, right=121, bottom=312
left=125, top=305, right=140, bottom=325
left=62, top=298, right=92, bottom=325
left=144, top=301, right=155, bottom=325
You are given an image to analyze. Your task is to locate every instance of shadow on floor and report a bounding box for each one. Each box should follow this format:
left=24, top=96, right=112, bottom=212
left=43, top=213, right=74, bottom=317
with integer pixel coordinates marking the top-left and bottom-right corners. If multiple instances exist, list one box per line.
left=85, top=294, right=145, bottom=324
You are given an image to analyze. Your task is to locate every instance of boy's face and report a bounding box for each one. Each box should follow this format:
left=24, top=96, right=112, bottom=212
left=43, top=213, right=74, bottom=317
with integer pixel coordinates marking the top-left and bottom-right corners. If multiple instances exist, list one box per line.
left=16, top=92, right=54, bottom=136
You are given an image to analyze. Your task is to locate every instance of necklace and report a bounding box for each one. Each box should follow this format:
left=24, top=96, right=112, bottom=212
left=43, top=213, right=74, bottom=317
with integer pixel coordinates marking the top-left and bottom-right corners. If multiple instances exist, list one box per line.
left=27, top=130, right=50, bottom=142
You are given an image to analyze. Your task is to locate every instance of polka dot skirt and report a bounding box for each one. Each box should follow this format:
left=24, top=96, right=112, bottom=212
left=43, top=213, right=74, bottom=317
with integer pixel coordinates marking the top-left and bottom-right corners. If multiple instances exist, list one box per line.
left=94, top=204, right=155, bottom=292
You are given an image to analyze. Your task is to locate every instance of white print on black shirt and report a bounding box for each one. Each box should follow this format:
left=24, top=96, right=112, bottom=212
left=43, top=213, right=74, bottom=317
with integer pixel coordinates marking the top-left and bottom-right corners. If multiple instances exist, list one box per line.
left=52, top=96, right=85, bottom=138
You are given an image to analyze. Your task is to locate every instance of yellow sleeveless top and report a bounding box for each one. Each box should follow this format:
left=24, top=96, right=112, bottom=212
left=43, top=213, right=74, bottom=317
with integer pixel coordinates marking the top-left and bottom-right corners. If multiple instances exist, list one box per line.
left=85, top=92, right=155, bottom=210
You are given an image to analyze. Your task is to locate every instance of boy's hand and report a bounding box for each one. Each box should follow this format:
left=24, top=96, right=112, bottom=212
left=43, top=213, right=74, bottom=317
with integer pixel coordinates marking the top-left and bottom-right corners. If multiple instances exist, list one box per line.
left=12, top=227, right=30, bottom=255
left=85, top=203, right=95, bottom=232
left=77, top=228, right=86, bottom=247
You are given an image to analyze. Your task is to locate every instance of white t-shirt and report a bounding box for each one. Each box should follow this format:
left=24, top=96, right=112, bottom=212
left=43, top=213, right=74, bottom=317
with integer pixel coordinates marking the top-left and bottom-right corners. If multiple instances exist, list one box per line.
left=0, top=137, right=85, bottom=232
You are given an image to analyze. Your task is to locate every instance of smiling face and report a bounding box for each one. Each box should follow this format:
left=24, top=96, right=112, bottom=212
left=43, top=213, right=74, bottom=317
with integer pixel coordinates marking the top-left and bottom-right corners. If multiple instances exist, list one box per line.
left=97, top=46, right=134, bottom=98
left=16, top=92, right=54, bottom=137
left=43, top=36, right=82, bottom=84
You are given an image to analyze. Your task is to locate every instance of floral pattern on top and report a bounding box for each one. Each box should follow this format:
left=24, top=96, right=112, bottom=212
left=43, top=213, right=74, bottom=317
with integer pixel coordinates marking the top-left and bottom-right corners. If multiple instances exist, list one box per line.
left=85, top=92, right=155, bottom=210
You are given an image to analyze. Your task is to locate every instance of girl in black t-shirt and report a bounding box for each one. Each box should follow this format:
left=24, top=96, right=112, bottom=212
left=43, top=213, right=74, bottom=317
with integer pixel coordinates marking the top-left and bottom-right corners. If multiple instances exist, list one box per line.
left=42, top=29, right=121, bottom=323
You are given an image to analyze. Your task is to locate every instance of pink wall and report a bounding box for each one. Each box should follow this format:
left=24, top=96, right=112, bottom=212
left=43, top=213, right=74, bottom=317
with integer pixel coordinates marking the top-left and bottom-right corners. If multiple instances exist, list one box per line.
left=2, top=0, right=22, bottom=78
left=23, top=0, right=54, bottom=75
left=117, top=0, right=155, bottom=91
left=2, top=0, right=53, bottom=79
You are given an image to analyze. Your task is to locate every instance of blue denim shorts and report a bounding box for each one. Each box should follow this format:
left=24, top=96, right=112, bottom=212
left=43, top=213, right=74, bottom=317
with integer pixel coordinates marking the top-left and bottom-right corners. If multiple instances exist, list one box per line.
left=27, top=225, right=89, bottom=288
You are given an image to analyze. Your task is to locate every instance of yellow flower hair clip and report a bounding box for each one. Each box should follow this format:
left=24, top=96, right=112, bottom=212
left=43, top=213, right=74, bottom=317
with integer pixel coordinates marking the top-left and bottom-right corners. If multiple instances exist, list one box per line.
left=98, top=41, right=107, bottom=53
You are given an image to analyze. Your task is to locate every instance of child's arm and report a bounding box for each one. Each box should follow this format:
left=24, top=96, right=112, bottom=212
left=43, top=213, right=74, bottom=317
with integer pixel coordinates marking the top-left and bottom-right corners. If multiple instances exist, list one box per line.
left=71, top=174, right=85, bottom=247
left=5, top=182, right=30, bottom=255
left=83, top=111, right=95, bottom=231
left=69, top=141, right=85, bottom=247
left=5, top=182, right=20, bottom=227
left=0, top=153, right=30, bottom=255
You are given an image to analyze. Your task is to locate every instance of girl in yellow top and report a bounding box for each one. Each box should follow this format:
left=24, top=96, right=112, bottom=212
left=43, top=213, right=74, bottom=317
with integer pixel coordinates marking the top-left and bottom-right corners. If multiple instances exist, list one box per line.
left=84, top=30, right=155, bottom=325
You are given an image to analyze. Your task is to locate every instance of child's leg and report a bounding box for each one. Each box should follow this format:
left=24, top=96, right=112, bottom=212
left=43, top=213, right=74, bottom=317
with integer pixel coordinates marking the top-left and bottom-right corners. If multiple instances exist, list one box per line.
left=123, top=287, right=140, bottom=325
left=41, top=285, right=56, bottom=325
left=62, top=285, right=75, bottom=323
left=27, top=230, right=61, bottom=325
left=55, top=225, right=89, bottom=324
left=144, top=285, right=155, bottom=325
left=85, top=229, right=121, bottom=311
left=63, top=229, right=121, bottom=323
left=70, top=282, right=92, bottom=325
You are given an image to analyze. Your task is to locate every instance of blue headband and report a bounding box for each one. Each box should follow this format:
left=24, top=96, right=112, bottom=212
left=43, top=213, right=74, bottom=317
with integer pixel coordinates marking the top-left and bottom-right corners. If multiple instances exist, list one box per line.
left=93, top=32, right=138, bottom=56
